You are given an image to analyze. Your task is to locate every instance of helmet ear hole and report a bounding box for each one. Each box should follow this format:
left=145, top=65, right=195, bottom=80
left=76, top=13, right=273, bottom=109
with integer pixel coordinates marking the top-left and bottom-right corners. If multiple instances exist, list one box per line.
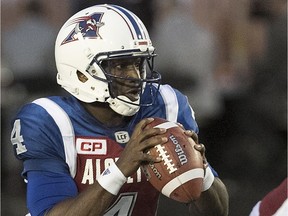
left=77, top=71, right=88, bottom=83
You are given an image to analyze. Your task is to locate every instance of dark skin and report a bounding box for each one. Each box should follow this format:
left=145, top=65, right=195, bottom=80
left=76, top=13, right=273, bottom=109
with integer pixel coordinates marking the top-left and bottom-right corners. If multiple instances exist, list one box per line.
left=46, top=58, right=229, bottom=216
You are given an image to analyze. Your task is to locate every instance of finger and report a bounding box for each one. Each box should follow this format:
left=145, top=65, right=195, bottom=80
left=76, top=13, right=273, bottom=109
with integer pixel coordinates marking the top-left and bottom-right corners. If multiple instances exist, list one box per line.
left=191, top=131, right=199, bottom=143
left=136, top=118, right=168, bottom=142
left=133, top=118, right=155, bottom=134
left=177, top=122, right=185, bottom=130
left=184, top=130, right=199, bottom=143
left=194, top=143, right=208, bottom=168
left=184, top=130, right=193, bottom=136
left=134, top=127, right=167, bottom=148
left=133, top=118, right=169, bottom=138
left=194, top=143, right=205, bottom=154
left=141, top=134, right=168, bottom=152
left=129, top=118, right=156, bottom=141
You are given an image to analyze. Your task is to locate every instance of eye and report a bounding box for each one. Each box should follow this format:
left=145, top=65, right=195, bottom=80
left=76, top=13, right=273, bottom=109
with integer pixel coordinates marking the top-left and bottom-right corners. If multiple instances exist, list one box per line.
left=134, top=62, right=141, bottom=69
left=115, top=64, right=123, bottom=70
left=115, top=62, right=136, bottom=71
left=135, top=58, right=145, bottom=69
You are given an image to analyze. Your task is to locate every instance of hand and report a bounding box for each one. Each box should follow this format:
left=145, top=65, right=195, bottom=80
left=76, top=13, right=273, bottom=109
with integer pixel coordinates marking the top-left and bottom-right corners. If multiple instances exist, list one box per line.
left=184, top=129, right=208, bottom=170
left=116, top=118, right=168, bottom=177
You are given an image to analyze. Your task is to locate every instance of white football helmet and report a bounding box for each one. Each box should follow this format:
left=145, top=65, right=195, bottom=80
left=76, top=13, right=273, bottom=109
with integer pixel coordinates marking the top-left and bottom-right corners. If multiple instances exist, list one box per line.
left=55, top=4, right=161, bottom=116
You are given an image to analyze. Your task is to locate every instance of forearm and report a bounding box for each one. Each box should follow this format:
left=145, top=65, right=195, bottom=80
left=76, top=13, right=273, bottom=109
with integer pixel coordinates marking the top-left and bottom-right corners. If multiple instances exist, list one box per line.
left=46, top=162, right=127, bottom=216
left=46, top=181, right=114, bottom=216
left=189, top=177, right=229, bottom=216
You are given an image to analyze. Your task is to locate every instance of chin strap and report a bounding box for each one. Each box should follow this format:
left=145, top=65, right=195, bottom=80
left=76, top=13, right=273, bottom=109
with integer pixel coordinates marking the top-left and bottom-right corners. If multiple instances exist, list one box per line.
left=107, top=95, right=140, bottom=116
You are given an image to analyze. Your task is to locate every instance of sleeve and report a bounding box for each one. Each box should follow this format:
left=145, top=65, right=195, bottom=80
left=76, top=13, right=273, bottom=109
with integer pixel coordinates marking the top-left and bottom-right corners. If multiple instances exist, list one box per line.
left=173, top=90, right=220, bottom=177
left=157, top=85, right=219, bottom=177
left=173, top=88, right=199, bottom=133
left=11, top=102, right=78, bottom=215
left=156, top=84, right=199, bottom=133
left=27, top=171, right=78, bottom=216
left=11, top=102, right=70, bottom=177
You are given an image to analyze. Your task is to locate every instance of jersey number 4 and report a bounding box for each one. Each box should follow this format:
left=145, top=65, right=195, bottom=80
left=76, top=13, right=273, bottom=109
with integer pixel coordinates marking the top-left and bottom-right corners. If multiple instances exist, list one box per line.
left=104, top=192, right=137, bottom=216
left=11, top=119, right=27, bottom=155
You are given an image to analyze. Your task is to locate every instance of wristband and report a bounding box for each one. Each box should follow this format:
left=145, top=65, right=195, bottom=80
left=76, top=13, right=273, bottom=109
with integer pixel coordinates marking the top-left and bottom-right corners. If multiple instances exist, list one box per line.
left=202, top=166, right=215, bottom=191
left=97, top=162, right=127, bottom=195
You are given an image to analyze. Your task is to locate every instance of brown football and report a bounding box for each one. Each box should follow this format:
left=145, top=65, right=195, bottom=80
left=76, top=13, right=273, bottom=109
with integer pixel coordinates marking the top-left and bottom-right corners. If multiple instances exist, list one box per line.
left=142, top=117, right=204, bottom=203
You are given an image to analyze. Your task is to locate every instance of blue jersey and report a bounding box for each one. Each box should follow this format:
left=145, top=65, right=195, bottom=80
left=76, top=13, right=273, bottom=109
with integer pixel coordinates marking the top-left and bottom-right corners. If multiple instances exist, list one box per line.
left=11, top=84, right=201, bottom=216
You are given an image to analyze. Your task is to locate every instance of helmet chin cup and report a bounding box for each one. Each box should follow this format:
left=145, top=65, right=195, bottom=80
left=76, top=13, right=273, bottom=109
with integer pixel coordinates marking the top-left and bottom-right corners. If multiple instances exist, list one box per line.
left=107, top=96, right=140, bottom=116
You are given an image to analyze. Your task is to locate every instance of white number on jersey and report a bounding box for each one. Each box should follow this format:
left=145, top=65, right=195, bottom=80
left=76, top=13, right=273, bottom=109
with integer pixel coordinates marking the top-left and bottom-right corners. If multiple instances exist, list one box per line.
left=11, top=119, right=27, bottom=155
left=104, top=192, right=137, bottom=216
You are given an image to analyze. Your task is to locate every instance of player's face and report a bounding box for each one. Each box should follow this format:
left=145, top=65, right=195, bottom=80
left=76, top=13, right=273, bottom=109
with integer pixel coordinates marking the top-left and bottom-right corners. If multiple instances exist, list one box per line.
left=103, top=58, right=145, bottom=101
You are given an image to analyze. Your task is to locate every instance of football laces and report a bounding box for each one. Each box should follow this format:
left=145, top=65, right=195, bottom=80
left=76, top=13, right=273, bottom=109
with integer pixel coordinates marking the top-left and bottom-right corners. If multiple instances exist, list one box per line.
left=155, top=144, right=177, bottom=174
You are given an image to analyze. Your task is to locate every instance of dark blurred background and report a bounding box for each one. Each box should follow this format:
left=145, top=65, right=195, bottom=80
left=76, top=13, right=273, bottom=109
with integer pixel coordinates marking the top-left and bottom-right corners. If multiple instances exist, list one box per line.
left=1, top=0, right=287, bottom=215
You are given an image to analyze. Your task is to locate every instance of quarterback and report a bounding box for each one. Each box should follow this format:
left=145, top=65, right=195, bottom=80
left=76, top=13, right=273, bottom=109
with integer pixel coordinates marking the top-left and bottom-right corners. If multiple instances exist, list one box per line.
left=11, top=4, right=229, bottom=216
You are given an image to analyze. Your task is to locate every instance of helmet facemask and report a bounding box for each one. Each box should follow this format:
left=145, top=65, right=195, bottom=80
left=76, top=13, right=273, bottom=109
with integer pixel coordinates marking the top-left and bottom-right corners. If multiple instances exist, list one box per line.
left=86, top=49, right=161, bottom=116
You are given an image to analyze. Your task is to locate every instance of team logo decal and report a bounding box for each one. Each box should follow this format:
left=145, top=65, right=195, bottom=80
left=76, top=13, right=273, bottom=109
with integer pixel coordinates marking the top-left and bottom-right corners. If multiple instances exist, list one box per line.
left=115, top=131, right=130, bottom=144
left=61, top=13, right=104, bottom=45
left=76, top=138, right=107, bottom=155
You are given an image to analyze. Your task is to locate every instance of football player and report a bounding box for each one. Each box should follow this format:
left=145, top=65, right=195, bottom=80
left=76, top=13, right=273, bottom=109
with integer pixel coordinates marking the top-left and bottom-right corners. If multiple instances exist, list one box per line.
left=11, top=4, right=228, bottom=216
left=249, top=178, right=287, bottom=216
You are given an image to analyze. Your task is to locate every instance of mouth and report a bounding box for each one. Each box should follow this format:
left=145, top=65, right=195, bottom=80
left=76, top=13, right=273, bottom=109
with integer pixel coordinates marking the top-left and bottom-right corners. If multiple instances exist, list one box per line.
left=124, top=88, right=141, bottom=101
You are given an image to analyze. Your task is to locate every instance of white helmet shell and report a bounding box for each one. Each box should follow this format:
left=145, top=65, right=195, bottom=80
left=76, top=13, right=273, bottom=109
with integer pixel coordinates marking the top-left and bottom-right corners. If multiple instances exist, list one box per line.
left=55, top=4, right=157, bottom=116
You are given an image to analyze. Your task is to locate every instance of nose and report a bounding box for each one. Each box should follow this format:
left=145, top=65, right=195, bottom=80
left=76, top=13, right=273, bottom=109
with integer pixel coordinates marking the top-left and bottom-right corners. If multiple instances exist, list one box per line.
left=125, top=65, right=141, bottom=79
left=123, top=66, right=142, bottom=89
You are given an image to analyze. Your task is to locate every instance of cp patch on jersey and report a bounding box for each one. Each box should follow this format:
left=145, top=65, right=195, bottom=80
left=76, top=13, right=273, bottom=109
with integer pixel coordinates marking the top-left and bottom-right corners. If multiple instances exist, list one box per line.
left=76, top=138, right=107, bottom=155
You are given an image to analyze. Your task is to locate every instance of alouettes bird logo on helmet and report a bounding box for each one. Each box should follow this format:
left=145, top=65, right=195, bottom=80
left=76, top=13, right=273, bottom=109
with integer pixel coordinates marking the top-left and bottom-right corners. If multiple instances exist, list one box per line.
left=61, top=13, right=104, bottom=45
